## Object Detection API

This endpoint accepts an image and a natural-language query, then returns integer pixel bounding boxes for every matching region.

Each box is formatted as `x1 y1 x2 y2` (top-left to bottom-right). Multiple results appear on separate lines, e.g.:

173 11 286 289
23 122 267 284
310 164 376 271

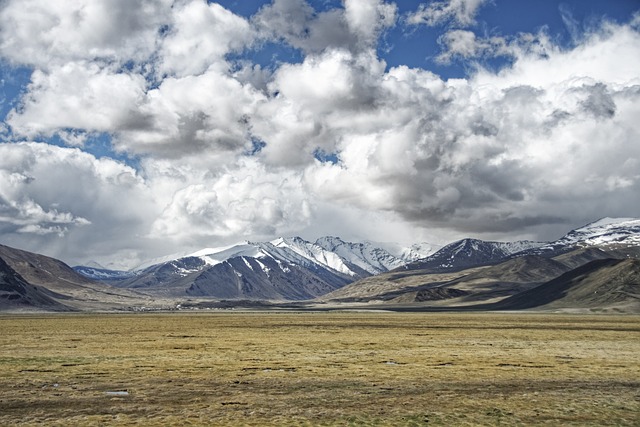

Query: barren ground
0 312 638 426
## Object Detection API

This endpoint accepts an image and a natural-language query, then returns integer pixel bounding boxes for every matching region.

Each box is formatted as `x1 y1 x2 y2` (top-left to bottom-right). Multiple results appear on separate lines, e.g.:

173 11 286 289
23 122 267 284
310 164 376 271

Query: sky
0 0 639 269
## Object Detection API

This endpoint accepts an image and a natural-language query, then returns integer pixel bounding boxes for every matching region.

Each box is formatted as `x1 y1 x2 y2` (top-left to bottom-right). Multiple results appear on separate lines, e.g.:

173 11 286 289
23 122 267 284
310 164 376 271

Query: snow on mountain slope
71 217 640 300
315 236 405 275
133 236 410 280
547 217 640 248
272 237 355 276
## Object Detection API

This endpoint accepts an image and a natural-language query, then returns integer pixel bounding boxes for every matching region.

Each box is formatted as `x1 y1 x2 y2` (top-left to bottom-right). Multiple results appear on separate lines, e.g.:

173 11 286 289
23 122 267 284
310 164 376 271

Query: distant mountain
321 254 568 305
72 266 136 282
59 217 640 310
550 217 640 248
78 237 416 300
401 238 544 272
0 244 100 291
399 217 640 274
452 254 570 285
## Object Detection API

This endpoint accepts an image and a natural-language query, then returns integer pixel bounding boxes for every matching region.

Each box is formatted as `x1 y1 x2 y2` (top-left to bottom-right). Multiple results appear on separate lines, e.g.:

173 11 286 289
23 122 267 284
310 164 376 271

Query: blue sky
0 0 639 268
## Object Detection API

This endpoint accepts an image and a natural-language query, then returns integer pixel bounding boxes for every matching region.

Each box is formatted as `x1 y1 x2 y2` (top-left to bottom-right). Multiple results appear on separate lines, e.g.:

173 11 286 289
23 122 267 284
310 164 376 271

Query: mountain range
74 236 437 300
0 217 639 312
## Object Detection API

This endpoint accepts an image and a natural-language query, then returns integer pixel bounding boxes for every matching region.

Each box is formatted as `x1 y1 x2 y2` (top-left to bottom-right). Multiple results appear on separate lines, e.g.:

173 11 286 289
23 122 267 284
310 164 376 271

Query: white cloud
150 158 312 242
344 0 397 47
293 20 640 239
7 62 147 139
159 1 255 77
115 70 265 158
407 0 488 27
436 29 509 63
0 0 172 68
254 0 396 54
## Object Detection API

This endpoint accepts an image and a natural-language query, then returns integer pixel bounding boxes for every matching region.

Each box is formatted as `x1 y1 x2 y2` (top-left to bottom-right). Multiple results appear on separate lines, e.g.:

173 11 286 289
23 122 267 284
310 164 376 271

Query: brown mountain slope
491 258 640 312
449 255 570 288
0 244 151 310
0 244 98 291
320 255 571 305
317 267 486 302
552 247 620 269
0 257 71 311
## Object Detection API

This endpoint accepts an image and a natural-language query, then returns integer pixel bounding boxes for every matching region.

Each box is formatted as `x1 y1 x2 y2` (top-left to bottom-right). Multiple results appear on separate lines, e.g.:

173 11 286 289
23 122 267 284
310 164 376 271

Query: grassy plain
0 311 638 426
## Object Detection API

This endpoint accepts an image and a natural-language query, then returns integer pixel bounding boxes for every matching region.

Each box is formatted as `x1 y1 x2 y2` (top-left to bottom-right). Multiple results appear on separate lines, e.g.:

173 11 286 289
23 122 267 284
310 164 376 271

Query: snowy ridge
547 217 640 248
496 240 546 255
405 217 640 273
90 236 416 300
315 237 406 275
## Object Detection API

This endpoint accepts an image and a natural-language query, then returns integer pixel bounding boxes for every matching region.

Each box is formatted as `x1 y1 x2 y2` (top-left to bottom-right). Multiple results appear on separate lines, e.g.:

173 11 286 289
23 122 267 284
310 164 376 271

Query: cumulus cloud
296 20 640 239
0 0 639 265
254 0 396 54
158 1 255 77
407 0 489 27
7 62 148 139
0 0 172 68
114 70 264 158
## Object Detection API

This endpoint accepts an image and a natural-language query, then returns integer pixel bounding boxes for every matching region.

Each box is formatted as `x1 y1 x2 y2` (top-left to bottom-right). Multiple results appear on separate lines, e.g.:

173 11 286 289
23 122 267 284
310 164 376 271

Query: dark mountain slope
551 247 617 269
492 258 640 311
454 255 570 285
0 257 70 311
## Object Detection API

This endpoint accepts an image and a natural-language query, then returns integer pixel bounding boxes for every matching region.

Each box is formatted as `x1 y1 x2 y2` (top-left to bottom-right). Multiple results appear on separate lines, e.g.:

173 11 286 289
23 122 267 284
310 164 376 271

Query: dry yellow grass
0 312 638 426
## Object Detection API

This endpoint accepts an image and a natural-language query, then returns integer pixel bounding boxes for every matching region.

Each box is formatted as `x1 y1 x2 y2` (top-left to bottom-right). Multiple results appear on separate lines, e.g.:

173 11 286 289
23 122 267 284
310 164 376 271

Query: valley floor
0 312 638 426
